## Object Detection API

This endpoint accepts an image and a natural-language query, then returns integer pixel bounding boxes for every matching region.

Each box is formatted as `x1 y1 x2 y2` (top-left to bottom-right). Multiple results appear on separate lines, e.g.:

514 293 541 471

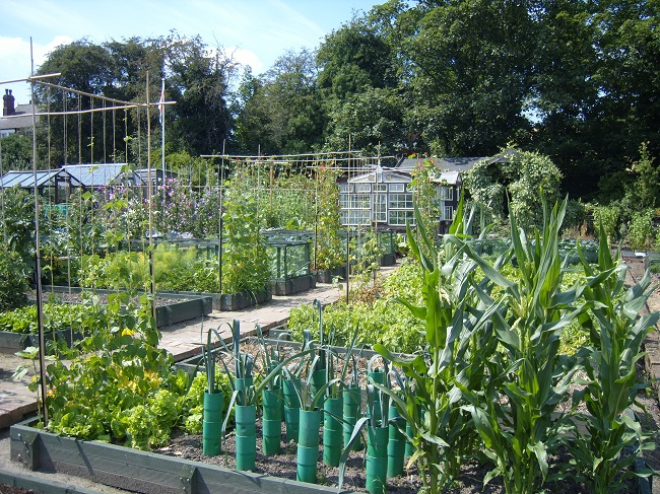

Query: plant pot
311 368 327 408
379 253 397 267
283 378 301 442
220 288 272 311
366 426 389 494
322 396 342 467
233 376 253 406
262 389 282 456
235 404 256 471
271 275 317 296
315 266 346 284
297 409 321 484
343 386 362 451
27 329 82 349
220 291 245 311
367 369 385 423
405 422 414 459
202 391 224 457
387 405 404 477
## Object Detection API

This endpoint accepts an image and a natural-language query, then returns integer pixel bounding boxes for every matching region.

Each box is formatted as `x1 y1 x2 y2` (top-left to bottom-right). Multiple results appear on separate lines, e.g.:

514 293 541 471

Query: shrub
0 249 30 312
627 209 654 251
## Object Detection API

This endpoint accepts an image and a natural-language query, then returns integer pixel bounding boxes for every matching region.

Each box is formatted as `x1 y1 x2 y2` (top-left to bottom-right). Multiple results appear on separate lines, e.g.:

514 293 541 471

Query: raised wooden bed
10 419 348 494
39 286 213 328
158 287 272 312
315 266 346 284
271 274 316 296
0 331 27 354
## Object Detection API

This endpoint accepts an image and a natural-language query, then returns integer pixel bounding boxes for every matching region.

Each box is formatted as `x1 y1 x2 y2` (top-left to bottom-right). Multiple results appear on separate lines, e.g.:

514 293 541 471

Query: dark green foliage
0 249 29 312
0 133 32 171
235 50 325 155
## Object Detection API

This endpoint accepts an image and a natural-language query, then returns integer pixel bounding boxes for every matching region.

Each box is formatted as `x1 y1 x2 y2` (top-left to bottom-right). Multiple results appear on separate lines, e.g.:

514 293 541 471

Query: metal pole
219 139 225 295
31 37 49 425
345 136 351 304
0 134 6 243
314 164 318 271
146 72 156 319
161 78 166 203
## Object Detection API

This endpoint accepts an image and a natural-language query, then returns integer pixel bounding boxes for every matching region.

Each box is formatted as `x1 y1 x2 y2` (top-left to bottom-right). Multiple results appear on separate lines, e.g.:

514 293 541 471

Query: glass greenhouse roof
0 170 62 188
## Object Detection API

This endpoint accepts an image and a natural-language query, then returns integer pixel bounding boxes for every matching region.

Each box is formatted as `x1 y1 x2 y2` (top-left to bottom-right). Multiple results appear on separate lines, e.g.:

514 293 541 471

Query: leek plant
256 324 285 455
282 330 314 441
339 367 392 494
283 355 341 484
198 324 225 456
310 299 328 403
216 320 314 471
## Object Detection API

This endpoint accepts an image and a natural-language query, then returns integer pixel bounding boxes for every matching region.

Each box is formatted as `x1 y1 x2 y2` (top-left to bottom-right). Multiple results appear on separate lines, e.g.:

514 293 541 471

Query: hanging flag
158 84 165 123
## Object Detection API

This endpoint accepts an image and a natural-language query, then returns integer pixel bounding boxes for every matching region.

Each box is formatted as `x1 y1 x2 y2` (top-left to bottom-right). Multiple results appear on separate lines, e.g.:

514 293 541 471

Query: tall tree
402 0 535 156
526 0 601 198
0 133 32 171
317 16 404 153
35 40 116 166
235 49 324 155
165 34 236 156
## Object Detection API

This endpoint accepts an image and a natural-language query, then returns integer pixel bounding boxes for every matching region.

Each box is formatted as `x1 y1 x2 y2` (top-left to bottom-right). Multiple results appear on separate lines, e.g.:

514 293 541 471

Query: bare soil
157 419 640 493
0 484 33 494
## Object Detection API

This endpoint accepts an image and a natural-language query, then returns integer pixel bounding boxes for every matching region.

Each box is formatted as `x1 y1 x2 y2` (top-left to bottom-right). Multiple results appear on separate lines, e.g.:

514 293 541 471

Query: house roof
62 163 127 187
397 156 486 173
432 170 461 185
0 103 38 132
348 164 412 184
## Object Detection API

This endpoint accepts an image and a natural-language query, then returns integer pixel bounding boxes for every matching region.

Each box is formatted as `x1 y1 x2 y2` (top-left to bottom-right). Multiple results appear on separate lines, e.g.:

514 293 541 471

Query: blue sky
0 0 383 105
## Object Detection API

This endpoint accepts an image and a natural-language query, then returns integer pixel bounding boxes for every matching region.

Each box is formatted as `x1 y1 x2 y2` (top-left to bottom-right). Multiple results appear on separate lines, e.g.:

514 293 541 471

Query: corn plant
372 196 502 493
568 225 659 493
461 197 587 494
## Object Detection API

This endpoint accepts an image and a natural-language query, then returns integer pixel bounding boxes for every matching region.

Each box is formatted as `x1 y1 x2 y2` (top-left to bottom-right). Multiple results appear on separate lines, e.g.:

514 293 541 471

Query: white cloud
0 37 31 72
228 48 263 74
35 36 74 69
0 35 72 104
268 0 326 39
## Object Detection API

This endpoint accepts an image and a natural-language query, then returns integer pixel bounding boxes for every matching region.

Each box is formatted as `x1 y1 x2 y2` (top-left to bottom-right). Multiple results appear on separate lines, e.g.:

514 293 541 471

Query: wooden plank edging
10 420 354 494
